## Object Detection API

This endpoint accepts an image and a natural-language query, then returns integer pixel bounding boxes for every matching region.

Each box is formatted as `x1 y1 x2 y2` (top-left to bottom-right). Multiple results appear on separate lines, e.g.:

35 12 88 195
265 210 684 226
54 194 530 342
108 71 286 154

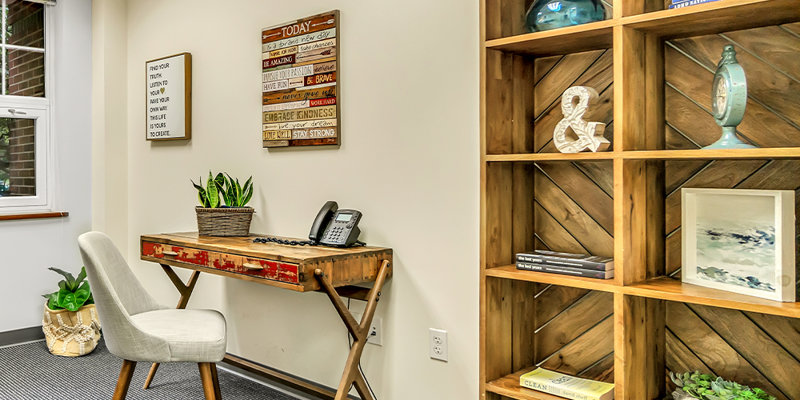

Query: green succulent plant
42 267 94 312
191 171 253 208
669 371 775 400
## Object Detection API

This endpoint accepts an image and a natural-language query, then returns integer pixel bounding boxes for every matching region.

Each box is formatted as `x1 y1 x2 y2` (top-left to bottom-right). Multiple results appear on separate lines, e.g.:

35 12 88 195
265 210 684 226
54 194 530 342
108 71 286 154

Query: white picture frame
682 188 795 302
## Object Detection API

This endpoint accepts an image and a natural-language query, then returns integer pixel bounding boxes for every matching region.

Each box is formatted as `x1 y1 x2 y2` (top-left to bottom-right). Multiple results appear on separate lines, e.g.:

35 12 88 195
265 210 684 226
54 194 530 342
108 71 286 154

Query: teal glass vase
525 0 606 32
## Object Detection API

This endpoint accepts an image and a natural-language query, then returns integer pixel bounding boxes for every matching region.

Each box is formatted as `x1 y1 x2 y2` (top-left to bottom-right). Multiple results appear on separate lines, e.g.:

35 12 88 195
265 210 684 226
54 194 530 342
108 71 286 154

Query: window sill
0 211 69 221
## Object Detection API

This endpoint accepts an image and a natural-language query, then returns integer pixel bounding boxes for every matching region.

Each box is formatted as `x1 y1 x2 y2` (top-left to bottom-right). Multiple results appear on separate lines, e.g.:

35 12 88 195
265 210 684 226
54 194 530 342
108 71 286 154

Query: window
0 0 51 212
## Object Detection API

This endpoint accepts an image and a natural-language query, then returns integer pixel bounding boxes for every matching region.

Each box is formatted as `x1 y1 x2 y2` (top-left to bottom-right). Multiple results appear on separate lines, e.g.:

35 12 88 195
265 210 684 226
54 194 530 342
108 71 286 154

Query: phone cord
252 237 318 246
253 237 368 247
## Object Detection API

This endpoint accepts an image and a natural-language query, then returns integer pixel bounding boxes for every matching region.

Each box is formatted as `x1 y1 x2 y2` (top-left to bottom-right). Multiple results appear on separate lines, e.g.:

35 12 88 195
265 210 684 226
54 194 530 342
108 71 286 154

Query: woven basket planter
196 206 254 236
42 303 101 357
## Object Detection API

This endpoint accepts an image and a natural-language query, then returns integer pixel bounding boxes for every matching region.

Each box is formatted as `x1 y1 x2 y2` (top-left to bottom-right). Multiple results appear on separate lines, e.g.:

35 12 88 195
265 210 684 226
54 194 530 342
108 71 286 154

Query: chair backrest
78 231 167 360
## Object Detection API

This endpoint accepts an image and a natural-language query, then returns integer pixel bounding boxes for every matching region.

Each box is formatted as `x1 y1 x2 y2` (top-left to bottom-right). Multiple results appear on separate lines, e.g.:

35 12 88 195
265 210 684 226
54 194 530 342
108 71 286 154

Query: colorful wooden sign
146 53 192 141
261 11 340 148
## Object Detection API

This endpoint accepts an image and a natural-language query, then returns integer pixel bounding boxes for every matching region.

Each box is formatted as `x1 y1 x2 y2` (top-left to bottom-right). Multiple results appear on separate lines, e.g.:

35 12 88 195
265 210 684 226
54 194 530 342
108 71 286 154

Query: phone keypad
326 225 346 243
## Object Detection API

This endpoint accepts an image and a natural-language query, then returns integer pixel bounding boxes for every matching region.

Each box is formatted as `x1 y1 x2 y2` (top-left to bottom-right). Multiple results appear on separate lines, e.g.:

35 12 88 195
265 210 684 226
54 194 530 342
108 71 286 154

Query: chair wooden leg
113 360 136 400
143 362 159 389
199 362 221 400
210 363 222 399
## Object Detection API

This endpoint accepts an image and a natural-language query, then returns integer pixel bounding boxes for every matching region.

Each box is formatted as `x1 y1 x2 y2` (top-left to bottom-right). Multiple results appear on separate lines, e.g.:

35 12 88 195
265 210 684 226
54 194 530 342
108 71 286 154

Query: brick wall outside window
2 1 44 196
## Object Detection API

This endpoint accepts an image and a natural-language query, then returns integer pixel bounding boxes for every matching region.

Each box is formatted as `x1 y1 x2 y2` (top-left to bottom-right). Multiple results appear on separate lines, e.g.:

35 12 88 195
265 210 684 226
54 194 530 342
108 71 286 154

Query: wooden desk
140 232 393 400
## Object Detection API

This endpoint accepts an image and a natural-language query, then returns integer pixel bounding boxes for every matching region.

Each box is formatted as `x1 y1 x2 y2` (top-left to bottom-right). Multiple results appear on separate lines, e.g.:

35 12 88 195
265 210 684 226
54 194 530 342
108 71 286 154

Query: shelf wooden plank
485 265 620 292
621 0 800 39
623 147 800 160
486 368 572 400
484 152 616 162
625 277 800 318
485 20 614 56
0 211 69 221
485 148 800 162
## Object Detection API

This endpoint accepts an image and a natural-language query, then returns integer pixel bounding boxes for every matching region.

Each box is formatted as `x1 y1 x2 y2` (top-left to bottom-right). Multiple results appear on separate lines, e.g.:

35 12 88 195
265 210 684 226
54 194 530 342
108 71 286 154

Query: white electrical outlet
353 313 383 346
429 328 448 362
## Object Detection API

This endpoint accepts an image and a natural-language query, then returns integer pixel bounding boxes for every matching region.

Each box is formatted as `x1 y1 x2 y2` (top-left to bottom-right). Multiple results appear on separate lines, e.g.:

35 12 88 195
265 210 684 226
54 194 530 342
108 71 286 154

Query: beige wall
95 0 479 398
92 0 128 253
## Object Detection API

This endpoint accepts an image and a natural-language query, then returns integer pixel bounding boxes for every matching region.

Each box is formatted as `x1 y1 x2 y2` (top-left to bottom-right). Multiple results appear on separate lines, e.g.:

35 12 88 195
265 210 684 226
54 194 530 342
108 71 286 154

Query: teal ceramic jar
525 0 606 32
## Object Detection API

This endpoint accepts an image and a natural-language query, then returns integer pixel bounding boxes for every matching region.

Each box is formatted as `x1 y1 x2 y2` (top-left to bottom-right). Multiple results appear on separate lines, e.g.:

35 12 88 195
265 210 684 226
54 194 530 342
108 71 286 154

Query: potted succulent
192 171 254 236
41 267 101 357
669 371 776 400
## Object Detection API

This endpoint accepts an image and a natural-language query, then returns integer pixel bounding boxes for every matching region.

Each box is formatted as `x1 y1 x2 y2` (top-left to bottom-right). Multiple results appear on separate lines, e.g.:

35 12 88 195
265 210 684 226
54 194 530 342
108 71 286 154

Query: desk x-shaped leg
143 265 202 390
315 260 391 400
145 260 391 400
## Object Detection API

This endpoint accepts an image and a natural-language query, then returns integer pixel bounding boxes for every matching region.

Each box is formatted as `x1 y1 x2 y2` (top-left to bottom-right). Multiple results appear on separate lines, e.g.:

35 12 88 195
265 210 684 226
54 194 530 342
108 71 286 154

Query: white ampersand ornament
553 86 610 153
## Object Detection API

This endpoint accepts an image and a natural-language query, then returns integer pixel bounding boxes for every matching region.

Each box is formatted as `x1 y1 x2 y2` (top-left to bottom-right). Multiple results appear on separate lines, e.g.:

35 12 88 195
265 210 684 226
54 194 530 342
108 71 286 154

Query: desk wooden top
141 232 392 292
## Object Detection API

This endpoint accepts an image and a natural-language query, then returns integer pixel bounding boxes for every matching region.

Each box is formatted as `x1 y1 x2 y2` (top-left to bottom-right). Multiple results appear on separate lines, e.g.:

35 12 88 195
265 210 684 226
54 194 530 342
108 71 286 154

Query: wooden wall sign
261 11 340 148
146 53 192 141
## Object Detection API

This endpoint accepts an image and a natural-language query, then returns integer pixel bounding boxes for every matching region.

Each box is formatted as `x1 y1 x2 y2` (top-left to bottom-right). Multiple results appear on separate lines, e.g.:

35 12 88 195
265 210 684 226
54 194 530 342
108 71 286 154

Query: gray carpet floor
0 340 299 399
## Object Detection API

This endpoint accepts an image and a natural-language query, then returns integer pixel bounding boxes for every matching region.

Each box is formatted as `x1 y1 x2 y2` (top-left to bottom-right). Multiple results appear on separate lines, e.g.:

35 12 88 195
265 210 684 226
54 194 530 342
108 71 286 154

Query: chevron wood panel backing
525 51 615 383
663 23 800 399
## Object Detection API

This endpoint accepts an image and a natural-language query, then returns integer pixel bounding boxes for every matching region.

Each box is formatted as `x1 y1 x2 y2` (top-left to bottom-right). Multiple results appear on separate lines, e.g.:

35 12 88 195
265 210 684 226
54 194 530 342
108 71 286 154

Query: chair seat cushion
130 309 227 362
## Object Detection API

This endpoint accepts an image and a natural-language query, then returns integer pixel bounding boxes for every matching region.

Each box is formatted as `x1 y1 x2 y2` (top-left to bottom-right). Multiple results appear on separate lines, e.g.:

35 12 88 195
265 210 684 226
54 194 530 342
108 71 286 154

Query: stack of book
516 250 614 279
520 368 614 400
668 0 720 9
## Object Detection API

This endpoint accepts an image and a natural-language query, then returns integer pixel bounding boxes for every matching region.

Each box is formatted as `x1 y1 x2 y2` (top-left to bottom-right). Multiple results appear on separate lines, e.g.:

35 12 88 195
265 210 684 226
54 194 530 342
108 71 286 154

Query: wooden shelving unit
480 0 800 399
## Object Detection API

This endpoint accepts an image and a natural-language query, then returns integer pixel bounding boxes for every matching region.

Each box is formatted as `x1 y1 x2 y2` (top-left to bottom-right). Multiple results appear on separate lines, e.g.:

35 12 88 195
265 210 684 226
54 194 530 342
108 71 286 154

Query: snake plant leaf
242 184 253 206
241 177 253 206
220 173 230 206
206 171 219 208
214 173 225 188
243 176 252 197
234 178 242 205
214 179 229 206
192 178 209 207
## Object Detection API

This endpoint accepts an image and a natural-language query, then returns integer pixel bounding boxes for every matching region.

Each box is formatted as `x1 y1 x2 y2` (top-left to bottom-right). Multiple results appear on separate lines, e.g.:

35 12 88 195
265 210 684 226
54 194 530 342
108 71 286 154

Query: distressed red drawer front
142 241 300 284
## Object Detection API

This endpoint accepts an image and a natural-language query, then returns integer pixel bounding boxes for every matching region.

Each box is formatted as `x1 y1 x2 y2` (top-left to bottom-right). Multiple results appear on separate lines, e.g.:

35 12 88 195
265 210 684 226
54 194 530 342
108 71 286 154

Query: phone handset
309 201 338 242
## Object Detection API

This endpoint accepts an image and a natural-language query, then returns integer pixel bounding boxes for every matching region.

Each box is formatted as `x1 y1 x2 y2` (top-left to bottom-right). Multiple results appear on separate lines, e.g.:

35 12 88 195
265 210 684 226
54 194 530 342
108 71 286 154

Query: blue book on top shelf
669 0 720 8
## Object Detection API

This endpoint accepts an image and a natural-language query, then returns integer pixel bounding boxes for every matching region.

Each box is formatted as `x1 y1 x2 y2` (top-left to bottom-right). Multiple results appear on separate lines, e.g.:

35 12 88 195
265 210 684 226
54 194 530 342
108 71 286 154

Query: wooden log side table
140 232 393 400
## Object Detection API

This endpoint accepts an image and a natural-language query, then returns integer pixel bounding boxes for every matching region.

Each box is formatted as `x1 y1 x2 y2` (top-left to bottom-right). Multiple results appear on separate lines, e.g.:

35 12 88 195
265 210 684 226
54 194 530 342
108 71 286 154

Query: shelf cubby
483 0 614 42
483 278 615 400
482 0 800 399
483 47 614 157
663 300 800 399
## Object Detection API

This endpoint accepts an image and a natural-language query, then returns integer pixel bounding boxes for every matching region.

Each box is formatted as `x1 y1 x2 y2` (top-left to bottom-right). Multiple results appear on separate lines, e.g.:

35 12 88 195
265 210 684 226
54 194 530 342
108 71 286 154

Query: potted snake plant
41 267 101 357
192 171 254 236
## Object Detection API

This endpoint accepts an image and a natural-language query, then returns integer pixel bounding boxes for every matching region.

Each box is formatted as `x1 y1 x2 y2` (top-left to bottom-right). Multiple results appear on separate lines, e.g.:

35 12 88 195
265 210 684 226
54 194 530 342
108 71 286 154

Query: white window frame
0 0 54 214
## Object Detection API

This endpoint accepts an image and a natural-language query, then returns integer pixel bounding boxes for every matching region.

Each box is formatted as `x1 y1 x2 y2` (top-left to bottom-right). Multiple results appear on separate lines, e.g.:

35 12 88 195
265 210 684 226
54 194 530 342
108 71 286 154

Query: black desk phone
309 201 363 247
253 201 364 248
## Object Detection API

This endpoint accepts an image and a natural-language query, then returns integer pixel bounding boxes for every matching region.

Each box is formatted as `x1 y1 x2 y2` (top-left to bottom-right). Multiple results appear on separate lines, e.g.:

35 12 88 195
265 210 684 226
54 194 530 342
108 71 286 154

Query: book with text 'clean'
520 368 614 400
